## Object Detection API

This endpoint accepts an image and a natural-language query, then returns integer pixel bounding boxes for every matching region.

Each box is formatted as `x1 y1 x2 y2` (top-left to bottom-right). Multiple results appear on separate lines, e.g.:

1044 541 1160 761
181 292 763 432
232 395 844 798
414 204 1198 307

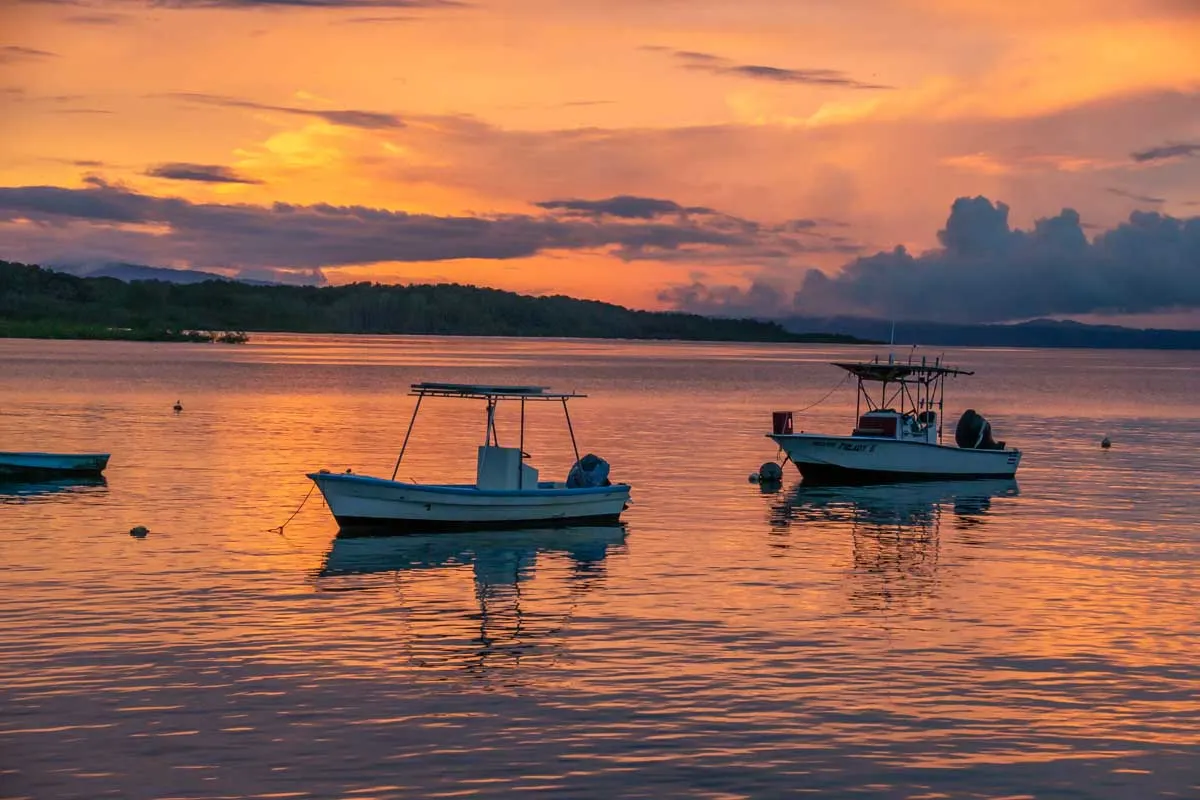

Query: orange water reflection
1 336 1197 798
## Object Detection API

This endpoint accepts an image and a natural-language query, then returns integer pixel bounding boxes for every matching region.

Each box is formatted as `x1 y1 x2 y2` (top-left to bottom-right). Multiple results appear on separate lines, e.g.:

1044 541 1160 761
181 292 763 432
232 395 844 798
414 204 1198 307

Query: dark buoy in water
173 400 182 413
1101 435 1112 449
129 525 149 538
758 461 784 483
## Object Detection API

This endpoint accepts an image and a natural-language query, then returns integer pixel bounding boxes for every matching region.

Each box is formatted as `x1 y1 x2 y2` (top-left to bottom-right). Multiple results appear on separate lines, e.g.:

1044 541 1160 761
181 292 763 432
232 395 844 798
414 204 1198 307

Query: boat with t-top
308 382 631 532
768 355 1021 483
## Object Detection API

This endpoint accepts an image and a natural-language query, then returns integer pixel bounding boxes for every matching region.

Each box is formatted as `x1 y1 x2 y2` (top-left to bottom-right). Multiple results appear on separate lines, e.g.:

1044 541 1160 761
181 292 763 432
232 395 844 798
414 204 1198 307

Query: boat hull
0 451 110 480
769 434 1020 484
307 472 631 533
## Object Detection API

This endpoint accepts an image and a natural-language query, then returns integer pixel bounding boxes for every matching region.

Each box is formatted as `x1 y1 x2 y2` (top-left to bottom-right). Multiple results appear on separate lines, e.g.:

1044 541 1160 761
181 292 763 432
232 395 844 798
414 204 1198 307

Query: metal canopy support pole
937 375 946 444
486 397 499 445
391 392 424 480
518 397 525 489
562 398 581 465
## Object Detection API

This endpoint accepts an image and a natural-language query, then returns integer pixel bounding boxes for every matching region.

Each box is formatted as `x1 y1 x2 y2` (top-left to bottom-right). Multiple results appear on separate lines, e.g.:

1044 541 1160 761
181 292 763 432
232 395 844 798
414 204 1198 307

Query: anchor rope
269 482 316 534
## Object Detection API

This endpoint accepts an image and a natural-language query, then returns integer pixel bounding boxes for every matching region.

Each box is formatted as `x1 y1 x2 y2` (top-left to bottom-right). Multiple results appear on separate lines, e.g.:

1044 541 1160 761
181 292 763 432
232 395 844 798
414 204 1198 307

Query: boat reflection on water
316 525 629 673
768 479 1019 613
0 476 108 503
771 479 1019 530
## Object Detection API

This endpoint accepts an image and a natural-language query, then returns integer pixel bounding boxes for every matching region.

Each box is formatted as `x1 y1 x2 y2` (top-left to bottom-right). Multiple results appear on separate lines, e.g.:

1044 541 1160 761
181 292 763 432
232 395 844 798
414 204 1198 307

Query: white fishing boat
0 451 110 481
308 382 631 532
768 356 1021 483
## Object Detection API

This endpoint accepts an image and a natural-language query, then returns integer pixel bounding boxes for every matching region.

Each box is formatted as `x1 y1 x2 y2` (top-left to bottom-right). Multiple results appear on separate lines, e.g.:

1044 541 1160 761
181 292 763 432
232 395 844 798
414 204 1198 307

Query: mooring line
270 482 316 534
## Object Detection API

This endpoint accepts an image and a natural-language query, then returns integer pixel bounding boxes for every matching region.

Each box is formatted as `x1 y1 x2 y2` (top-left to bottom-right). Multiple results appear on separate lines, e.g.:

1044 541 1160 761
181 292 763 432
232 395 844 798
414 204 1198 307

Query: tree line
0 260 867 344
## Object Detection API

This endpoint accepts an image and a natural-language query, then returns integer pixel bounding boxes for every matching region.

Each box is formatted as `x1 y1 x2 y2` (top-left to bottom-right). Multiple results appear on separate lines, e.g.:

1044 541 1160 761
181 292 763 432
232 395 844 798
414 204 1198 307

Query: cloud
166 92 404 129
24 0 467 7
146 162 263 184
1106 187 1165 205
663 196 1200 323
0 46 58 64
63 12 128 23
152 0 461 7
0 182 837 270
658 279 790 318
649 47 892 90
1131 141 1200 162
535 195 713 219
232 266 328 286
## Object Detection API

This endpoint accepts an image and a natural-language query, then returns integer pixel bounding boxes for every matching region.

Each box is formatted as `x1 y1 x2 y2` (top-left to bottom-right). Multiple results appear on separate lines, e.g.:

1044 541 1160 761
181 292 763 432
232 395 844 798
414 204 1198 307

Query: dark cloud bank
0 181 833 270
661 197 1200 324
2 181 1196 324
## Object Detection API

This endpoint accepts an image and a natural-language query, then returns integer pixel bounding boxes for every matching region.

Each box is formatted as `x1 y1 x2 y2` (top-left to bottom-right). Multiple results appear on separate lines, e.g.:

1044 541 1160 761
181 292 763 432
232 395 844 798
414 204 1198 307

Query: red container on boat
772 411 793 435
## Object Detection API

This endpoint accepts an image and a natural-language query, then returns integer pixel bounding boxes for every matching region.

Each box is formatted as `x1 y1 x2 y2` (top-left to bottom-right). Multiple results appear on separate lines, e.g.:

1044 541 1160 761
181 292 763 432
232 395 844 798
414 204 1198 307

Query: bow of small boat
0 451 111 480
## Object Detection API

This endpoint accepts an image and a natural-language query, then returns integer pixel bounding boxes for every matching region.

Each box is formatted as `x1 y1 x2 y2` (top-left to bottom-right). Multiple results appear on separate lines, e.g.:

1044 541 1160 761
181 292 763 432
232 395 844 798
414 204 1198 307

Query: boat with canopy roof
768 355 1021 483
308 382 631 532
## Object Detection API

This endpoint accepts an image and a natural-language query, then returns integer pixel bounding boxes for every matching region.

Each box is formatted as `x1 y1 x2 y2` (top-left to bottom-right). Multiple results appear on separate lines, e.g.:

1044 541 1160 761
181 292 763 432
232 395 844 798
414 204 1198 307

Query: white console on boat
476 445 539 490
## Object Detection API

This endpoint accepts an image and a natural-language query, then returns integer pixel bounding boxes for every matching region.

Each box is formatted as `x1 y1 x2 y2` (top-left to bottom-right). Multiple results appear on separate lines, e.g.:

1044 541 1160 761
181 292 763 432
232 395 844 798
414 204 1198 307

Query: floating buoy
748 472 759 483
758 461 784 483
1101 435 1112 449
129 525 149 538
173 400 182 413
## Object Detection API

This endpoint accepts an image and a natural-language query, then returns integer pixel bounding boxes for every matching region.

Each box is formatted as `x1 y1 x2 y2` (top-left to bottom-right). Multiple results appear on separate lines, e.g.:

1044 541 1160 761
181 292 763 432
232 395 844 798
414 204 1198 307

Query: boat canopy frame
391 383 586 482
832 356 973 444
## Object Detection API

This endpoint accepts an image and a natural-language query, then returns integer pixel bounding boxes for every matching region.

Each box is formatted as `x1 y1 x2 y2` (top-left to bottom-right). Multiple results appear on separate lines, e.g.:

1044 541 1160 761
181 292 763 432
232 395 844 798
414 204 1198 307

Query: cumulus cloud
658 279 790 318
646 47 892 90
0 181 843 270
166 92 404 129
663 196 1200 323
146 162 263 184
1131 141 1200 162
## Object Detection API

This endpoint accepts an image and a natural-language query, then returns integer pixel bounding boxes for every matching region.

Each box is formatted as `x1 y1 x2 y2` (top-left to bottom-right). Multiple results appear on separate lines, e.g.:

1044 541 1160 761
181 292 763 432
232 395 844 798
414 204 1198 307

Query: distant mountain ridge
777 315 1200 350
53 262 278 286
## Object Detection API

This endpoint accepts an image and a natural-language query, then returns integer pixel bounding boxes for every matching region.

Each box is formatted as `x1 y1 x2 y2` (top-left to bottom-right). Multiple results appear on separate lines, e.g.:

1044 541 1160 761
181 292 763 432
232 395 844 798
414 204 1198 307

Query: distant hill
54 262 278 286
777 315 1200 350
0 260 869 344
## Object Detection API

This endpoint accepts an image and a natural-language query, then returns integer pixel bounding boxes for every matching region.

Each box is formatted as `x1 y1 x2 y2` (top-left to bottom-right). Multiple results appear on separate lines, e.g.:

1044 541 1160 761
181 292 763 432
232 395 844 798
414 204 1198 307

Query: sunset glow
2 0 1198 321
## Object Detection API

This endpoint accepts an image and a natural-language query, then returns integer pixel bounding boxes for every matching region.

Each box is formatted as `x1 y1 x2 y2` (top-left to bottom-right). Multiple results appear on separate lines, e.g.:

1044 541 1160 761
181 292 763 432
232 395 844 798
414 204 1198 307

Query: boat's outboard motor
954 409 1006 450
567 453 612 488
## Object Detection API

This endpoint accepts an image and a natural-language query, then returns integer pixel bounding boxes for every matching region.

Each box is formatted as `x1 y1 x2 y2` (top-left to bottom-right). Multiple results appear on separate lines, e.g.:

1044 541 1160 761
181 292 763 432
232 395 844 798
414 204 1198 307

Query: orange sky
1 0 1198 320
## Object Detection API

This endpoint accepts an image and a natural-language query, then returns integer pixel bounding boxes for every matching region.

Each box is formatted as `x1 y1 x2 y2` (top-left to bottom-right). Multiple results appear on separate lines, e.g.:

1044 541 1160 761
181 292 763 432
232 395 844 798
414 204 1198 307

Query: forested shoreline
0 260 869 344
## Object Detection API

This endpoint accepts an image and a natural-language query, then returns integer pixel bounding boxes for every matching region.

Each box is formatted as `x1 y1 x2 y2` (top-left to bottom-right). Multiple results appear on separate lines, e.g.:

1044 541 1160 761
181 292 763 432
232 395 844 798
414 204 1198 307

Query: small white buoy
173 400 182 413
1101 435 1112 449
129 525 149 538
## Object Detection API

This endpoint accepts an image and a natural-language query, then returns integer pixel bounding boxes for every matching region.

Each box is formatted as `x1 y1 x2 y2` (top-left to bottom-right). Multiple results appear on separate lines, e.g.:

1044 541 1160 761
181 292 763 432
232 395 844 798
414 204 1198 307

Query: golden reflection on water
0 336 1198 799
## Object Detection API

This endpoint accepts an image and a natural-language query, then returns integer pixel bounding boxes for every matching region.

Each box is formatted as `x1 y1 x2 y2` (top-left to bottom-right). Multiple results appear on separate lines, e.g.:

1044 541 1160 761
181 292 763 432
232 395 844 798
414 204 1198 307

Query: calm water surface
1 335 1197 799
